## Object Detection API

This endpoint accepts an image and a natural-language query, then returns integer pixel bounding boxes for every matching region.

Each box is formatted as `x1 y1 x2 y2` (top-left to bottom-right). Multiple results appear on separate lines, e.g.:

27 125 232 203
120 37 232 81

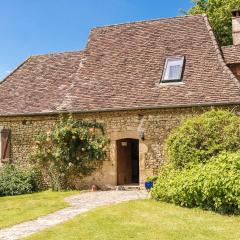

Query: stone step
115 185 140 191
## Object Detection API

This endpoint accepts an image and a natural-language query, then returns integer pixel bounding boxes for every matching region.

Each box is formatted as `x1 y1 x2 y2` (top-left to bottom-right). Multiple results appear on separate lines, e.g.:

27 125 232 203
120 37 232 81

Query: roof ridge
91 14 205 31
30 49 84 58
202 15 240 90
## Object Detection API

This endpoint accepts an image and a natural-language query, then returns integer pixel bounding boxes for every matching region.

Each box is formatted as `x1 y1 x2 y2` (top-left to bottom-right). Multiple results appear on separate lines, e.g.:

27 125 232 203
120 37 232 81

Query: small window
161 57 185 83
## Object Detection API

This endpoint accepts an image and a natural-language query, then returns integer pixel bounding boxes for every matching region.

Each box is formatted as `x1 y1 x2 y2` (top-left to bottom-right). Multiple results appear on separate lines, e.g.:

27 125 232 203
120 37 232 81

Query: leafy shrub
151 152 240 214
0 164 43 196
30 115 109 190
146 176 158 182
166 110 240 169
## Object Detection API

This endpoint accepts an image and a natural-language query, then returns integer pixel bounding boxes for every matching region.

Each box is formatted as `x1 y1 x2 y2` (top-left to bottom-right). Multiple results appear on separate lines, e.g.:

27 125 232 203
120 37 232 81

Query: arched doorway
117 138 139 185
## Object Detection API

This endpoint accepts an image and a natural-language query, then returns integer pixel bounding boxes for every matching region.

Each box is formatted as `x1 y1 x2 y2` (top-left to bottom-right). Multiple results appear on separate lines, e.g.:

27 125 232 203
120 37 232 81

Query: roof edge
0 101 240 117
0 50 85 85
221 45 240 64
202 15 240 90
0 57 30 85
30 49 84 58
91 14 205 31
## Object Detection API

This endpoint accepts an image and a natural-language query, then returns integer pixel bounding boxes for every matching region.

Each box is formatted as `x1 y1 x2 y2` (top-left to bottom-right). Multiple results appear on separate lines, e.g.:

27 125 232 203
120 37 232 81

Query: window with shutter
0 128 11 162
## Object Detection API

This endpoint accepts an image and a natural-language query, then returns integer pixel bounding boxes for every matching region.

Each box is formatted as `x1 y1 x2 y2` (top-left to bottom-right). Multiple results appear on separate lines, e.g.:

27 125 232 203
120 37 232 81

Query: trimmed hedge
152 110 240 214
151 152 240 214
166 110 240 169
0 164 43 196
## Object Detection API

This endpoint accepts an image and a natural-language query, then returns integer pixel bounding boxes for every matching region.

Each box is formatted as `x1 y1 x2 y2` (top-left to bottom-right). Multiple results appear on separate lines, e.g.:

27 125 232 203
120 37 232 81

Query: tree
188 0 240 46
30 115 109 190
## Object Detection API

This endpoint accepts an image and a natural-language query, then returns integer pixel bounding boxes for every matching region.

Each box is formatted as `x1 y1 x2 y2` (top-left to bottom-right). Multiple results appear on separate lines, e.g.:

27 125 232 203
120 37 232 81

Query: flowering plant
30 115 108 190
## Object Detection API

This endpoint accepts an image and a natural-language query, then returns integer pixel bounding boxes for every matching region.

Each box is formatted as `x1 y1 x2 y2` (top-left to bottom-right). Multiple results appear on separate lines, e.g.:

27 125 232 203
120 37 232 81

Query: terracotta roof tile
0 14 240 116
222 45 240 64
60 14 240 112
0 51 84 115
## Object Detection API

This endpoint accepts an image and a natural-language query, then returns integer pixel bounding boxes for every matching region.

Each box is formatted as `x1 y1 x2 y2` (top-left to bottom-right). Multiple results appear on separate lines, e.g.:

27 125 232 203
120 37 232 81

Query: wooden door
117 139 132 185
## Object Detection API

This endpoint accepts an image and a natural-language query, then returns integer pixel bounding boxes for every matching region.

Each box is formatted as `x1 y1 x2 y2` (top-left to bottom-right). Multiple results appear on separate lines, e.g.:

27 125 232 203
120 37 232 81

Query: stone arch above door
110 130 139 141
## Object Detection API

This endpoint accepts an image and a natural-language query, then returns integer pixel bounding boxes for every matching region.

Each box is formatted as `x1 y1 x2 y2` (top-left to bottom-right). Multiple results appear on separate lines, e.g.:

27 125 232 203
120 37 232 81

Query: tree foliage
30 115 109 190
188 0 240 46
166 110 240 169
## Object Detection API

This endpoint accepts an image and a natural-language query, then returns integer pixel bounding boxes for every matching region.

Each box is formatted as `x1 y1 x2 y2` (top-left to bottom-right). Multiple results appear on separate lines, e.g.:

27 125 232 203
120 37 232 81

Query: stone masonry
0 105 239 188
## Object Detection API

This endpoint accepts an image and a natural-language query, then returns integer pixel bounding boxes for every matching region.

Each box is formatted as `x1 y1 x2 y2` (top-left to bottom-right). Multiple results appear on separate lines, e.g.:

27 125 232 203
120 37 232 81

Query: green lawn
0 190 78 229
24 199 240 240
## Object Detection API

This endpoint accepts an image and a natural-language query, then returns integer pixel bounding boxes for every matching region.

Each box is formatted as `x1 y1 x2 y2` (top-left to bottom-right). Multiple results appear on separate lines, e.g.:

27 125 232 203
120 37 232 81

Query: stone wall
0 116 56 166
0 105 238 188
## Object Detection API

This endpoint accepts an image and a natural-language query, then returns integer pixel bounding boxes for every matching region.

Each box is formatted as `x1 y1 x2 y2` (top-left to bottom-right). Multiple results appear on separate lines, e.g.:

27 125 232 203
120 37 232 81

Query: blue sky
0 0 193 80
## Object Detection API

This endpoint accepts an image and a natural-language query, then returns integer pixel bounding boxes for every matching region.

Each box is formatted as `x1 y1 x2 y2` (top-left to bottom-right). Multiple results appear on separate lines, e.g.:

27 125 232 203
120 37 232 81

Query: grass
0 190 79 229
24 199 240 240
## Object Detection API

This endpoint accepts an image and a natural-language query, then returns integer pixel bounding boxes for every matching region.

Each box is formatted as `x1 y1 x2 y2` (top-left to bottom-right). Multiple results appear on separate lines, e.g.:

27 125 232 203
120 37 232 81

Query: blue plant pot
145 181 153 190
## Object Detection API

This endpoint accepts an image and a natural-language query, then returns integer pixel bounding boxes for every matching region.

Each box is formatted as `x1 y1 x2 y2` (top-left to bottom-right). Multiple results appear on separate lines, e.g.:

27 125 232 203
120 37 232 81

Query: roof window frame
161 56 185 83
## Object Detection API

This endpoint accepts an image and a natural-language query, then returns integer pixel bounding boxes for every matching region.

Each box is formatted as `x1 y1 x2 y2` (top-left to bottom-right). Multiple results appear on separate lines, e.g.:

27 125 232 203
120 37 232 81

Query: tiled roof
0 51 84 115
222 45 240 64
0 14 240 116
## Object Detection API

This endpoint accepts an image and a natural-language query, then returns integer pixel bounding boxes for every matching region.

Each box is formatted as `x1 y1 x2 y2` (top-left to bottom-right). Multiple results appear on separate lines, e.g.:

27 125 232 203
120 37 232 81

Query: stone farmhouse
1 12 240 188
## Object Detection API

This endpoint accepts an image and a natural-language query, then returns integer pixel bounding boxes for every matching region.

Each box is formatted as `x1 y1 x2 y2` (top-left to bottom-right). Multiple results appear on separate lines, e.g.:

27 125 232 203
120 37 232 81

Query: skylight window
161 57 185 82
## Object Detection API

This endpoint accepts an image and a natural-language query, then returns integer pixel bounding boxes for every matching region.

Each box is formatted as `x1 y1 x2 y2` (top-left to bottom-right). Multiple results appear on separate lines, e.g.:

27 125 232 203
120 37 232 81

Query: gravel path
0 190 148 240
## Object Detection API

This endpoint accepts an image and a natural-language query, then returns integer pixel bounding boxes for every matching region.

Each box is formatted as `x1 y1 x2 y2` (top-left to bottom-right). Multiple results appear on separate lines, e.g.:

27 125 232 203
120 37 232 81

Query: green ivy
30 115 109 190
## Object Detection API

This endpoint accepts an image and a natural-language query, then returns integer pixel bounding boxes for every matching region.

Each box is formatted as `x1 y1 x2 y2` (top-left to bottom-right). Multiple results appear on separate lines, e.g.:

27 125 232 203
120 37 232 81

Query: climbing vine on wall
30 115 109 190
